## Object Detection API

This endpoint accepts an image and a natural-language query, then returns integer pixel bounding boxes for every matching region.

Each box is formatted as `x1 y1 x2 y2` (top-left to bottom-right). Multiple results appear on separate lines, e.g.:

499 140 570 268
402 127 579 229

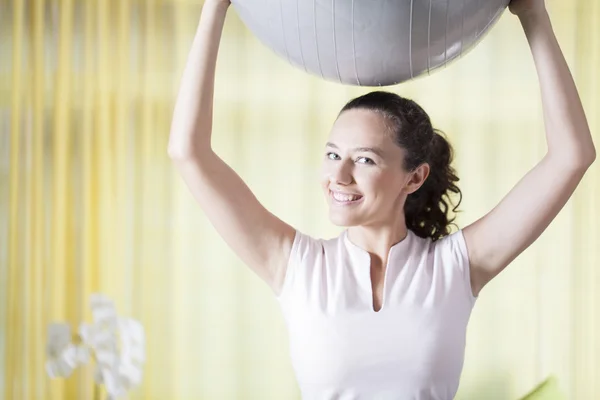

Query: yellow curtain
1 0 599 399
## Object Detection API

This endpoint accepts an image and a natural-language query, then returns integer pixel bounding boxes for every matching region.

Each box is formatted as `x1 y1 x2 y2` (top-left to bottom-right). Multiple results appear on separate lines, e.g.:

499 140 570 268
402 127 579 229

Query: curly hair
340 91 462 241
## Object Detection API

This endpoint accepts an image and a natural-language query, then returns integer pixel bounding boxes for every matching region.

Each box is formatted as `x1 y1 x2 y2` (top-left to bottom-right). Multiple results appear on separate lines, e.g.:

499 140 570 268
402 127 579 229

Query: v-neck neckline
342 230 413 313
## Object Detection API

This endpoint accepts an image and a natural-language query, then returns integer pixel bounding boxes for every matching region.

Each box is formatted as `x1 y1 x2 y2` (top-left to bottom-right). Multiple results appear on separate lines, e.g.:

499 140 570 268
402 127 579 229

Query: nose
330 160 354 186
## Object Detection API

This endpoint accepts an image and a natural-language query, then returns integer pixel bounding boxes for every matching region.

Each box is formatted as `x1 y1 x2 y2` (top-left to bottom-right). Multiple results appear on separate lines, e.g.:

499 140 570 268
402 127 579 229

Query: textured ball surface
231 0 510 86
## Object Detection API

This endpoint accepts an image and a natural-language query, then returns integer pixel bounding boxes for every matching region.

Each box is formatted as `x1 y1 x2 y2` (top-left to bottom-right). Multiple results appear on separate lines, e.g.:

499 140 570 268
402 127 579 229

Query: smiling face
321 108 427 227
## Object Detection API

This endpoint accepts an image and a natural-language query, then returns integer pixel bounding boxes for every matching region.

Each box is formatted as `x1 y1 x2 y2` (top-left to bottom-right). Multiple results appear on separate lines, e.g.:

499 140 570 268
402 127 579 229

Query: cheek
320 179 329 194
361 171 404 199
320 164 330 187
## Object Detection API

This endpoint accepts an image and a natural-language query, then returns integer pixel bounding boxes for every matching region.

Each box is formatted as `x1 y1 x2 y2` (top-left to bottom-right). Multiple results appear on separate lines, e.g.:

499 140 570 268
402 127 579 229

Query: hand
508 0 546 18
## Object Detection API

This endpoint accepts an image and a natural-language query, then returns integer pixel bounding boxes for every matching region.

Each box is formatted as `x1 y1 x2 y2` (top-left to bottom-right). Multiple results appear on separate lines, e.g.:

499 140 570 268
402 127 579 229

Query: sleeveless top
275 229 477 400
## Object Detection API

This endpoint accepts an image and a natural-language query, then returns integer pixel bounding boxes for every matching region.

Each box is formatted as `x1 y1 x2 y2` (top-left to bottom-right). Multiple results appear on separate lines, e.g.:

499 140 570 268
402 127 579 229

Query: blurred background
1 0 599 399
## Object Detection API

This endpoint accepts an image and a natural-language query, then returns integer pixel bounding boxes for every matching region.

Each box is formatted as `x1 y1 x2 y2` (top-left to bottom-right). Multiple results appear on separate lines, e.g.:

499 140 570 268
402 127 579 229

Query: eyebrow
326 142 385 158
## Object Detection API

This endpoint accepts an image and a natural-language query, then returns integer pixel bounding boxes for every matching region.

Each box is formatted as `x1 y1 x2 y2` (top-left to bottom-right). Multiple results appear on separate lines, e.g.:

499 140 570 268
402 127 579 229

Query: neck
346 218 409 263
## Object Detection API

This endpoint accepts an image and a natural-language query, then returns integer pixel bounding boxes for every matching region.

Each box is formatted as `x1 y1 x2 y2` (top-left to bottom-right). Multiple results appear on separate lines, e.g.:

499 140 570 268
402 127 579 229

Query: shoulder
404 229 467 256
432 230 469 261
289 230 326 261
275 230 343 299
407 229 475 299
433 229 477 300
415 230 470 274
289 230 347 258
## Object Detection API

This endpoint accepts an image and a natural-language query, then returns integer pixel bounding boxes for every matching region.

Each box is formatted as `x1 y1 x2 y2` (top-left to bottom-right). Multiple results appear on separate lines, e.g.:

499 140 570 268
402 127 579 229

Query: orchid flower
45 323 90 378
45 294 146 400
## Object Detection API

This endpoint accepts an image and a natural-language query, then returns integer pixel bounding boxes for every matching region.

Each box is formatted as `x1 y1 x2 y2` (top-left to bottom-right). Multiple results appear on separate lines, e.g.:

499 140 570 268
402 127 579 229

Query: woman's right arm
167 0 296 296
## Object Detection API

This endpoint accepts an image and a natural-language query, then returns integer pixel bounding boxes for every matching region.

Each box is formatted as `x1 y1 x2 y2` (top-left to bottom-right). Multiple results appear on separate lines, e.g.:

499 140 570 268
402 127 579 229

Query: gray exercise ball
231 0 510 86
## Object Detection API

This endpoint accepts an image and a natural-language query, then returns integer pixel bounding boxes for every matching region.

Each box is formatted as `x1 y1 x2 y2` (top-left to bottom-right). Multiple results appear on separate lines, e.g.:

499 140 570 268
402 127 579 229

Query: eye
326 152 340 160
356 157 375 165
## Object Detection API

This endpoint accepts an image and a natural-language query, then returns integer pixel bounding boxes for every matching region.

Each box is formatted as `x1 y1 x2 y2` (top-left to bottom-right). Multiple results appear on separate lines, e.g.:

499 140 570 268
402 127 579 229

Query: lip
329 189 364 206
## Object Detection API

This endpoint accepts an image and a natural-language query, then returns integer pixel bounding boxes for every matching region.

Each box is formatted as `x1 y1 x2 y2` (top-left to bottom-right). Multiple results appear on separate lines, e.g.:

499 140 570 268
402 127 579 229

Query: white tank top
275 229 477 400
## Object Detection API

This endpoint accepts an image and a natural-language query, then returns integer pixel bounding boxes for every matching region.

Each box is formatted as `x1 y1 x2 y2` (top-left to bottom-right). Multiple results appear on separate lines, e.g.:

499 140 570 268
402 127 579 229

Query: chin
328 210 361 227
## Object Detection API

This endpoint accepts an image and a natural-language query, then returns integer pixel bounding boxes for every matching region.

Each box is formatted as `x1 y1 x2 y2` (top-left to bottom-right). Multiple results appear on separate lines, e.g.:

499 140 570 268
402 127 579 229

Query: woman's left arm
463 0 596 297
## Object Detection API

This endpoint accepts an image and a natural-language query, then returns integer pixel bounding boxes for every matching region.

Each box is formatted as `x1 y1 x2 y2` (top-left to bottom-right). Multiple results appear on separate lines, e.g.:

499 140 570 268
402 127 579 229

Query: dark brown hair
340 91 461 241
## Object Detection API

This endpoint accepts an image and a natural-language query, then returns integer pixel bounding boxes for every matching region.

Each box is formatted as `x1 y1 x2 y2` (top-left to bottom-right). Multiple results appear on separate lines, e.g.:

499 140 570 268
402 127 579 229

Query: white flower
89 294 118 325
46 323 71 358
46 294 146 400
81 295 146 399
45 323 89 378
116 319 145 387
99 366 129 399
90 318 145 397
119 319 145 363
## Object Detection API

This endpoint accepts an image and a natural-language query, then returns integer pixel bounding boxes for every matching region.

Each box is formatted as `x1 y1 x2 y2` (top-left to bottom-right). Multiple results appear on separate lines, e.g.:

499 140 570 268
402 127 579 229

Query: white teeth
332 192 361 202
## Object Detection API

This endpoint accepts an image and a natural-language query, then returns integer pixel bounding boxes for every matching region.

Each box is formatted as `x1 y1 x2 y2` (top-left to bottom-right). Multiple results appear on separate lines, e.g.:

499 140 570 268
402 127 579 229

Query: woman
168 0 595 398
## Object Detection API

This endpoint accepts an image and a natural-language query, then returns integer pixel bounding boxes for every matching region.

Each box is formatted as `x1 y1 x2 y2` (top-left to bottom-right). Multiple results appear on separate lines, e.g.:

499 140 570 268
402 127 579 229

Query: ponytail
404 130 461 241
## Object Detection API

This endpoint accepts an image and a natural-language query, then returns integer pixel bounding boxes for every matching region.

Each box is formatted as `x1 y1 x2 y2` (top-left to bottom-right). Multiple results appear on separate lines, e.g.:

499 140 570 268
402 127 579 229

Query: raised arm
463 0 596 296
167 0 295 296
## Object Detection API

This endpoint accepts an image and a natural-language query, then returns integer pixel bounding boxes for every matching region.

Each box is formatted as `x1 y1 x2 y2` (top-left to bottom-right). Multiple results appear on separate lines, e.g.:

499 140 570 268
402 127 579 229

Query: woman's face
321 109 419 227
